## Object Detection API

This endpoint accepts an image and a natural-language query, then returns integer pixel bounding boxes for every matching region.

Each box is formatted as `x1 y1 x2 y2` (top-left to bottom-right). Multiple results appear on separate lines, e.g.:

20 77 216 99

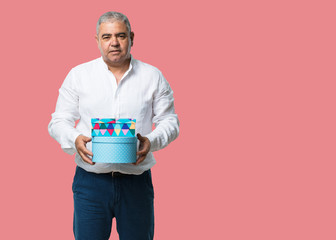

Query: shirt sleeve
48 69 82 155
145 72 180 152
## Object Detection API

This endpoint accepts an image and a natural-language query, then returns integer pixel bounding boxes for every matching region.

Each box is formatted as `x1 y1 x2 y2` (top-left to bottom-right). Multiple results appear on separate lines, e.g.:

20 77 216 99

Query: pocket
146 170 154 198
72 166 83 193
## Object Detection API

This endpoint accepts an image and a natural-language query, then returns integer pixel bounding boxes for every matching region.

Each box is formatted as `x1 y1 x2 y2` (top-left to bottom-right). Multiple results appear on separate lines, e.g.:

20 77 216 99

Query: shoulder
70 57 102 74
63 57 102 87
132 58 163 78
133 58 172 92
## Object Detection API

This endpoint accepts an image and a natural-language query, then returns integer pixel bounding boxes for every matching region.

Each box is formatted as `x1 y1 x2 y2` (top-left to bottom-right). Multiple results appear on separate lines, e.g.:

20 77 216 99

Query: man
48 11 179 240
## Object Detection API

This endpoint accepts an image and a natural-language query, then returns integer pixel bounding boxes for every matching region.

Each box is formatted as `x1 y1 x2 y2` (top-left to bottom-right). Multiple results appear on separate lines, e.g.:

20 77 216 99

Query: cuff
144 132 157 153
61 130 82 155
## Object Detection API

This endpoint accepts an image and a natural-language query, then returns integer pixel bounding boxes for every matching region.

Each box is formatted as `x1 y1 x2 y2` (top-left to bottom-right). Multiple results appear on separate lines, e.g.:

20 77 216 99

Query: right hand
75 135 94 165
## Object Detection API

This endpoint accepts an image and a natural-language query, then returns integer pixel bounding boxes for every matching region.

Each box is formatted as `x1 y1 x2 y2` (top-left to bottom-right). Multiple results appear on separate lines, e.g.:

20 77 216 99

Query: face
96 21 134 67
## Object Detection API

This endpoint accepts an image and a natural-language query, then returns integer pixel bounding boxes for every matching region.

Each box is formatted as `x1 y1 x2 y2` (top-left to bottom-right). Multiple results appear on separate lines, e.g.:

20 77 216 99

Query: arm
48 69 81 154
145 73 180 152
48 69 94 164
47 69 97 165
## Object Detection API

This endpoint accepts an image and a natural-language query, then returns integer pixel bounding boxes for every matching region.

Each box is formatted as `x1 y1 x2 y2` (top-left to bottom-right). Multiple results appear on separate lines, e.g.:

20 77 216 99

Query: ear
130 32 134 47
95 35 99 44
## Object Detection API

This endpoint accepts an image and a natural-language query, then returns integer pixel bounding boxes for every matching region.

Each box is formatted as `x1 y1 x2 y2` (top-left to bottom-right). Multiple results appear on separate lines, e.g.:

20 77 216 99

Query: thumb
137 133 145 141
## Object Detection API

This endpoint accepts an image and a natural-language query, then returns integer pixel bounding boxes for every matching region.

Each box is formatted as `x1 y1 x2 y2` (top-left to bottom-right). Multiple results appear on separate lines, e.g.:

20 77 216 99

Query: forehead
98 21 128 35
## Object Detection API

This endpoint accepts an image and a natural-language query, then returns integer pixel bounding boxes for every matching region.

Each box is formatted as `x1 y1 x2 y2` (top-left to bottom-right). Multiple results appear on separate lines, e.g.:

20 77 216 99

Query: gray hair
96 11 132 35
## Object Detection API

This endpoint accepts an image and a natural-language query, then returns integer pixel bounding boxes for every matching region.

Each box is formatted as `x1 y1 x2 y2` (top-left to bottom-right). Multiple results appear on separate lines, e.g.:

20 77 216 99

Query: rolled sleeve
145 73 180 152
48 69 82 155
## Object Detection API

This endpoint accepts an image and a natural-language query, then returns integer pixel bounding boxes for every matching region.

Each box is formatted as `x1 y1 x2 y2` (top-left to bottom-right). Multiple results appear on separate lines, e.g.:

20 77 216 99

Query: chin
107 57 121 63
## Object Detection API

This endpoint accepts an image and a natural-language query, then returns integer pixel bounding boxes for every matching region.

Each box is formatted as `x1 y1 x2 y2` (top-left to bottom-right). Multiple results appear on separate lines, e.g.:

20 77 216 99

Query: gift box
92 137 137 163
91 118 136 137
91 118 137 163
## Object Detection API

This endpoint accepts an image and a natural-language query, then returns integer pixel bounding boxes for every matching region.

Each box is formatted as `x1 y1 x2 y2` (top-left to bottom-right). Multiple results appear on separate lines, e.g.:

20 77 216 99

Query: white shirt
48 56 179 174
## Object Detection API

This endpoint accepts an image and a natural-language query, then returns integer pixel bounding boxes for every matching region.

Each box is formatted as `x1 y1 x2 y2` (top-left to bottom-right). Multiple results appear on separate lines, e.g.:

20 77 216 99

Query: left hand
134 133 151 165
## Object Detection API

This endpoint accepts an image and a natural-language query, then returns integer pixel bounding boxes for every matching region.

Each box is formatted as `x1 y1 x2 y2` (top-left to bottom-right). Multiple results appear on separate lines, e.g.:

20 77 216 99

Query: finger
82 147 93 157
137 133 145 141
78 150 95 165
79 147 94 163
133 155 146 165
137 142 150 154
78 144 94 157
137 149 148 155
83 136 92 143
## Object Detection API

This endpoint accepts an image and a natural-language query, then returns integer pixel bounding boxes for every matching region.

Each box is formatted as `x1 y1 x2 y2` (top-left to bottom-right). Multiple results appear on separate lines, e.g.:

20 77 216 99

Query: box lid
91 118 136 137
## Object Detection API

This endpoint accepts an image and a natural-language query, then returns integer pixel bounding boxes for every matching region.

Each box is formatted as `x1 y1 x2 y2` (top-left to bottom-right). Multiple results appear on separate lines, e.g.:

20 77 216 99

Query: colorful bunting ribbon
91 118 136 137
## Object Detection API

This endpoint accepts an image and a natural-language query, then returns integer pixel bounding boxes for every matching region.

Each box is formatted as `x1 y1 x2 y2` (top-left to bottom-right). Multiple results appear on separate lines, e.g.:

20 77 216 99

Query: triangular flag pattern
122 129 129 135
94 129 100 136
115 129 121 136
130 129 135 136
91 118 136 137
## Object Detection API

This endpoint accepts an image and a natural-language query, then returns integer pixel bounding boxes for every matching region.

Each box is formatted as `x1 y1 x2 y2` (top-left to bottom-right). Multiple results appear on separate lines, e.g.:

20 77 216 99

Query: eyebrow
101 32 127 38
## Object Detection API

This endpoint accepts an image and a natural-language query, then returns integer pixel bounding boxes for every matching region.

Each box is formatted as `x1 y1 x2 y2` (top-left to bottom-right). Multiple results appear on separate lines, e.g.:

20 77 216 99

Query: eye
118 34 126 39
102 35 111 40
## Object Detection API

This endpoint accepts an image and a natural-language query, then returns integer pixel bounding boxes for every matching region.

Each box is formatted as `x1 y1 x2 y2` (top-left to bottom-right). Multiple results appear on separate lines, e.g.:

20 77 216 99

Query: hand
134 133 151 165
75 135 94 165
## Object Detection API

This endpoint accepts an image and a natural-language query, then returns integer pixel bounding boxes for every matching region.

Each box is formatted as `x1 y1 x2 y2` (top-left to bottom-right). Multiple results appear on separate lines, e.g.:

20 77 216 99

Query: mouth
109 50 121 54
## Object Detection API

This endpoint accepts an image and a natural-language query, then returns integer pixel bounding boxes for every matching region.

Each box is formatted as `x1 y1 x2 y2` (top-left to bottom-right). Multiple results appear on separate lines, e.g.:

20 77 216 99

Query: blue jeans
72 166 154 240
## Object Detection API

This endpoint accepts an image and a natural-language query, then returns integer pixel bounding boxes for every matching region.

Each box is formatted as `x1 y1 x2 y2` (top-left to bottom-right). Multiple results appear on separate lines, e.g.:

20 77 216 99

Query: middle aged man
48 11 179 240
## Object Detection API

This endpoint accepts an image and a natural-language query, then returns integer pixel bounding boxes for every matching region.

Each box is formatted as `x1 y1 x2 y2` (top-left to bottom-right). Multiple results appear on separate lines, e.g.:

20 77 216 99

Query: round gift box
92 137 137 163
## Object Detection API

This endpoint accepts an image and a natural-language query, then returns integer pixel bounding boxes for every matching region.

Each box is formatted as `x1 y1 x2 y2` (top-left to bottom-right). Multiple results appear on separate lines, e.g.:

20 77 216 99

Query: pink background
1 0 335 239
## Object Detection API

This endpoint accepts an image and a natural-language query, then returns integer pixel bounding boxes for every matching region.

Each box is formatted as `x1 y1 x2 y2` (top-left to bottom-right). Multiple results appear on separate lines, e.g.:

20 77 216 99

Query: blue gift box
91 118 136 137
92 137 137 163
91 118 137 163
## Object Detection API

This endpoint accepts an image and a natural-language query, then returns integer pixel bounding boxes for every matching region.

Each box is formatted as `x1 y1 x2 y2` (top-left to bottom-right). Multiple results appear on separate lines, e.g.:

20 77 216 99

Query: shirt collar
100 55 134 73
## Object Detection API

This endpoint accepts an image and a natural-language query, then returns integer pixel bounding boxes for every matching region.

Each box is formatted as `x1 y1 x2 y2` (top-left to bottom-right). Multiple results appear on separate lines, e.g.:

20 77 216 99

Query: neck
105 57 131 74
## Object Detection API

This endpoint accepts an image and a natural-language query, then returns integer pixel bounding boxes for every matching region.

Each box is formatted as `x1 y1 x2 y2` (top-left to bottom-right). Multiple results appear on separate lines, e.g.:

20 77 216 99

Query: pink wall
1 0 335 239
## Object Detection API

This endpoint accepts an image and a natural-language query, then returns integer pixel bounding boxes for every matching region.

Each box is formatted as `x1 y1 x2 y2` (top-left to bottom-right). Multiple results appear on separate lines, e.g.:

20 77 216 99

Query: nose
111 36 120 47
